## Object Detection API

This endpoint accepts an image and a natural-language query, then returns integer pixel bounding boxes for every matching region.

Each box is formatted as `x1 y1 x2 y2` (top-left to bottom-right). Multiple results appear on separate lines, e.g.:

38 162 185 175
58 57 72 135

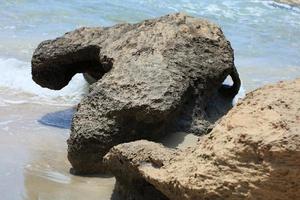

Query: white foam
0 57 89 105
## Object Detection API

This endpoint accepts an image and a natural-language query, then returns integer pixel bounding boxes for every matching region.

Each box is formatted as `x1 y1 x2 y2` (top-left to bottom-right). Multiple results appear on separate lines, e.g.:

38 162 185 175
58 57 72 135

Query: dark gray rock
31 13 240 174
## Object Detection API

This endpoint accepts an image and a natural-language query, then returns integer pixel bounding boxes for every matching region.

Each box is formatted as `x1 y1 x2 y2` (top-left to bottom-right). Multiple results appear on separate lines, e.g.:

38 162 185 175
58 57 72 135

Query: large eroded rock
105 79 300 200
31 13 240 174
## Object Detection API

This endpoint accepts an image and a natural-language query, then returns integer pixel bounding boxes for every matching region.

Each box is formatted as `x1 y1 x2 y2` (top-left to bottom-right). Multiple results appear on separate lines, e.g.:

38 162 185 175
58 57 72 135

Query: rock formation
31 13 240 174
105 78 300 200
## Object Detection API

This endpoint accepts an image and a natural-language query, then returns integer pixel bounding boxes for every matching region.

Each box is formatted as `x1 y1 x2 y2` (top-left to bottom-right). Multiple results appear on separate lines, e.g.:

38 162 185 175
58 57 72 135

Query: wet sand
0 95 115 200
0 90 198 200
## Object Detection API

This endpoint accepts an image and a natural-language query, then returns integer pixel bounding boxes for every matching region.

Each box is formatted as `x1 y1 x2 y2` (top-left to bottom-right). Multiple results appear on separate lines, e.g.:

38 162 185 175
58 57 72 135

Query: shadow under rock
110 180 168 200
38 107 76 129
164 83 235 148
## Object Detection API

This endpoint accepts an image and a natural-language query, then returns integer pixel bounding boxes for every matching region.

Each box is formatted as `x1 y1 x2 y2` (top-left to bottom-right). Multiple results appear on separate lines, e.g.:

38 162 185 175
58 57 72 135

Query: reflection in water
23 135 115 200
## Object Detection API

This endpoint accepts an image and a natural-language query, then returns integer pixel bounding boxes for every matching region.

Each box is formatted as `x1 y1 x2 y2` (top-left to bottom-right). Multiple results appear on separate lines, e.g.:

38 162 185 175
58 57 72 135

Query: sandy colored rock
275 0 300 6
105 78 300 200
31 13 240 174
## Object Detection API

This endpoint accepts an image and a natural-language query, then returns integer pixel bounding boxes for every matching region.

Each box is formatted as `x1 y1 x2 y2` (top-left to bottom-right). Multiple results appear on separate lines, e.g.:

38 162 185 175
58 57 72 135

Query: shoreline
1 67 299 199
0 99 115 200
1 1 300 199
0 91 202 200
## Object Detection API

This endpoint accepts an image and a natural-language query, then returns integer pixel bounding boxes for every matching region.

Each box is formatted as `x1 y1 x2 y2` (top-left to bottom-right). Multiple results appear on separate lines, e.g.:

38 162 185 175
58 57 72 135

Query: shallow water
1 0 300 93
0 90 199 200
0 93 115 200
0 0 300 199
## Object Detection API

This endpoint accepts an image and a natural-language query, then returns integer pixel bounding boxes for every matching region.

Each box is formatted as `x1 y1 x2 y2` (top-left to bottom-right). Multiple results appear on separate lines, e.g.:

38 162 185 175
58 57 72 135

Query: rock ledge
105 78 300 200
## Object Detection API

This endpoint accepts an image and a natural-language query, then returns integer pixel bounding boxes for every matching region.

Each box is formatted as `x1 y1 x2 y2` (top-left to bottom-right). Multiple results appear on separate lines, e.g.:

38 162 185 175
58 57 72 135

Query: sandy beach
0 91 115 200
1 0 300 199
0 89 200 199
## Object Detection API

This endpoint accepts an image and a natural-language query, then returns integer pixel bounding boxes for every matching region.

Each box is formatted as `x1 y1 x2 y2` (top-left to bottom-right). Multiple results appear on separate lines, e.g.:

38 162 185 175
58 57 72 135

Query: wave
0 57 89 105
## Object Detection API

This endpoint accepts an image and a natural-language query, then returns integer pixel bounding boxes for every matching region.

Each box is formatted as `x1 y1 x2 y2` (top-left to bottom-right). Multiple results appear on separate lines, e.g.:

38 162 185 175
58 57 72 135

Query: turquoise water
0 0 300 99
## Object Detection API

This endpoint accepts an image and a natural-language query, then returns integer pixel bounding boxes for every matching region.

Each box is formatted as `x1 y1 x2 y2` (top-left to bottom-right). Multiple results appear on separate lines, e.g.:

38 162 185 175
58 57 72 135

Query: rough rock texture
31 13 240 174
105 79 300 200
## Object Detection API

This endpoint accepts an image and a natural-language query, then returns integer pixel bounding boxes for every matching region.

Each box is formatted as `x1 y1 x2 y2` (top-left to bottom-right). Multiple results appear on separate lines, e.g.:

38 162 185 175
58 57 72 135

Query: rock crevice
105 79 300 200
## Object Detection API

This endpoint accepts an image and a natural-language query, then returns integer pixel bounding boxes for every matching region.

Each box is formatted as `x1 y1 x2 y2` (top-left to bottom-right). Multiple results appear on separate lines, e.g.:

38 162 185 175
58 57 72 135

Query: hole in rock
220 74 245 105
218 70 241 98
32 45 113 90
222 75 234 87
81 55 114 85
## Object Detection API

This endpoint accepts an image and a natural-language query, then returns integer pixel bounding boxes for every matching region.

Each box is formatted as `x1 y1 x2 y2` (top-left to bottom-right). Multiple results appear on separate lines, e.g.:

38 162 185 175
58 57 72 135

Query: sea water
0 1 299 199
1 0 300 101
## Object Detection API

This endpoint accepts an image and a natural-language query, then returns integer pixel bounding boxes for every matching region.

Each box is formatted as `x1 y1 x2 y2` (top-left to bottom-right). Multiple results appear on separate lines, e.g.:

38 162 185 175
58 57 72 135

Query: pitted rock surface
105 79 300 200
31 13 240 174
